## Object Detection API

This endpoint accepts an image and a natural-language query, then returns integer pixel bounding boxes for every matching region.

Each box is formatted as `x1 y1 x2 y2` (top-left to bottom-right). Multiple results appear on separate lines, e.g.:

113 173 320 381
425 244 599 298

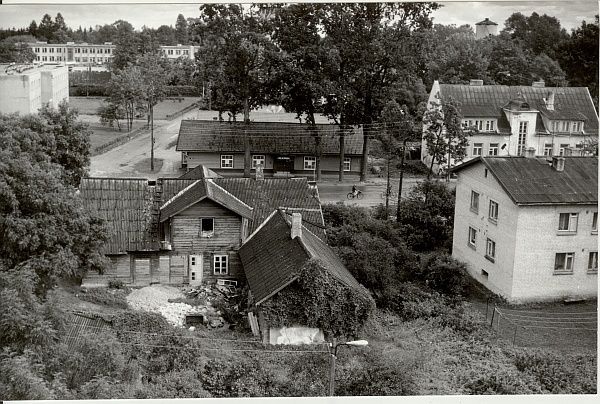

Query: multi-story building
422 80 599 173
0 62 69 114
26 42 199 65
451 155 597 303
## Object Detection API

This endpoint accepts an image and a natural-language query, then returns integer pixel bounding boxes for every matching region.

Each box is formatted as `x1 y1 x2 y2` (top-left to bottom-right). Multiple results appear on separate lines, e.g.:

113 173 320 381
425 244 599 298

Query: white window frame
343 157 351 172
485 120 495 132
517 121 527 156
559 144 570 156
489 200 499 222
252 155 265 169
558 212 578 233
200 217 214 238
543 143 553 156
470 191 479 213
488 143 499 156
554 252 574 273
472 143 483 156
214 254 228 275
588 252 598 272
486 238 496 261
468 227 477 248
592 212 598 233
220 154 233 168
304 156 316 170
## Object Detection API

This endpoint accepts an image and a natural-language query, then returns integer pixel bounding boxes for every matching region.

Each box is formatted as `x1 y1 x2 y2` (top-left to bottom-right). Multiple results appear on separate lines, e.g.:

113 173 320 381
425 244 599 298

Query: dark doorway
275 156 294 173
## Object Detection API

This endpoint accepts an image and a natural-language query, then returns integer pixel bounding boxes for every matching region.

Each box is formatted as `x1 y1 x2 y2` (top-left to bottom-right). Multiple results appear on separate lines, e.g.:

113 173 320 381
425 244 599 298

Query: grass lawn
87 122 146 151
70 96 201 119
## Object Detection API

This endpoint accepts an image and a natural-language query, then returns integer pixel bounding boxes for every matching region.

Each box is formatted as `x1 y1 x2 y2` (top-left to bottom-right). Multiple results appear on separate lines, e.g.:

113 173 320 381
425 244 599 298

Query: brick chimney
552 156 565 172
291 212 302 239
546 91 555 111
255 163 264 181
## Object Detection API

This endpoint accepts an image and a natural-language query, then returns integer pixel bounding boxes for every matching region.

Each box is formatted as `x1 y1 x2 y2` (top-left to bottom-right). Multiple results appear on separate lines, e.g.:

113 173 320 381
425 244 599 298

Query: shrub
416 253 470 298
108 280 125 289
139 370 211 398
78 288 129 309
201 358 280 397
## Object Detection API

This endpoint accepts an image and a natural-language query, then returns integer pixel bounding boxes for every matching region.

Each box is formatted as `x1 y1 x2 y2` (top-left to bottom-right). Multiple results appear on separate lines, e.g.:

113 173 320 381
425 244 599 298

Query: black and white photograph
0 0 598 401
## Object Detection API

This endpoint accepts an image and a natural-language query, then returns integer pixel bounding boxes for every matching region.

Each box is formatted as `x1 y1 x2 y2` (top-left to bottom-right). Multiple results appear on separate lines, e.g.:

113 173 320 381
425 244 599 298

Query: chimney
255 163 264 181
552 156 565 172
470 79 484 86
525 147 536 158
546 91 555 111
532 80 545 88
291 212 302 239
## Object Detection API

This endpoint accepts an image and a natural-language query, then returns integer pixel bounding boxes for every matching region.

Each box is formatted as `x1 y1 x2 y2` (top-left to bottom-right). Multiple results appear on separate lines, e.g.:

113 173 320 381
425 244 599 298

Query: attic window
520 102 530 110
200 218 214 237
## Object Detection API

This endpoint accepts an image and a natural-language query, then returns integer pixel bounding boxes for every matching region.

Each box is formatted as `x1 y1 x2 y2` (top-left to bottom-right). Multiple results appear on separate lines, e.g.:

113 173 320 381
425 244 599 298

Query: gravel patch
126 285 197 327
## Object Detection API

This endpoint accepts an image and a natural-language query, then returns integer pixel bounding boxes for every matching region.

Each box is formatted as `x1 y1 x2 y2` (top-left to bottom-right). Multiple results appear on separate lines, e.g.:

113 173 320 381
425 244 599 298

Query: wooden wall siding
169 254 187 284
115 255 132 283
202 250 244 283
159 256 171 284
134 258 151 286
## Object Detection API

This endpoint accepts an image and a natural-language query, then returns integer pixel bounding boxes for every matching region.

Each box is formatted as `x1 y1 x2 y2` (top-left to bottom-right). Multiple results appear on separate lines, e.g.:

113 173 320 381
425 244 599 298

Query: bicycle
347 190 364 200
380 188 398 200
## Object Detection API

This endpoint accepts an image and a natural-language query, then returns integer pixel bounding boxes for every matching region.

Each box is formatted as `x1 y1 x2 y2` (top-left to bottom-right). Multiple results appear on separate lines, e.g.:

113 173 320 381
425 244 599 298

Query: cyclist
352 185 358 196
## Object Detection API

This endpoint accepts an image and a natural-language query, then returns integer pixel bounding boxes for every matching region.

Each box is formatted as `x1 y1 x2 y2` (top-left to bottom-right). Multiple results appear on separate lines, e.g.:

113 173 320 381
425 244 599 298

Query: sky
0 1 597 33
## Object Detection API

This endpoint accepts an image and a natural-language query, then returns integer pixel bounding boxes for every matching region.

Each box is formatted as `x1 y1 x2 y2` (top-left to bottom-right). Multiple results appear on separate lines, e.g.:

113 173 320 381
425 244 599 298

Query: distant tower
475 18 498 39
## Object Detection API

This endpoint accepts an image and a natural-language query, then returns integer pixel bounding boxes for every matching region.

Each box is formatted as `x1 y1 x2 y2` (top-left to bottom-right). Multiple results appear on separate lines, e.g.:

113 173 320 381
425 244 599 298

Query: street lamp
328 338 368 396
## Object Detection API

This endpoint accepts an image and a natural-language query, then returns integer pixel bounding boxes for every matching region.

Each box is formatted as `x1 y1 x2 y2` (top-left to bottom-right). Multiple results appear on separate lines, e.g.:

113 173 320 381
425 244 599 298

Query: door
189 255 203 286
134 258 151 286
275 156 293 173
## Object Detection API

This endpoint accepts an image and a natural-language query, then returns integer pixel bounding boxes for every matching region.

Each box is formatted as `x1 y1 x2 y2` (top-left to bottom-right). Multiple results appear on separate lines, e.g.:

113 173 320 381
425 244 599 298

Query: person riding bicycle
352 185 359 196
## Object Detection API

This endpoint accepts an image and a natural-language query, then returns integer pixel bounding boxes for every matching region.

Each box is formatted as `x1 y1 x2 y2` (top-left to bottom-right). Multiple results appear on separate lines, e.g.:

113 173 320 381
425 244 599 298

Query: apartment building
451 155 597 303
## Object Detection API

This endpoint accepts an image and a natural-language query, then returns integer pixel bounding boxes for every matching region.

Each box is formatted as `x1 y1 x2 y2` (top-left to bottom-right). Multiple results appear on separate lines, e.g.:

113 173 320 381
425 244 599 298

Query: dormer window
551 121 584 133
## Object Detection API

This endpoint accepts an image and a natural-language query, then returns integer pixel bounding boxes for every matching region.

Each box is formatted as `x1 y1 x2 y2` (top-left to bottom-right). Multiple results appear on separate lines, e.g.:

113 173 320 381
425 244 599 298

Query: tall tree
38 14 54 41
422 96 476 180
194 4 277 177
28 20 38 37
0 35 37 63
105 66 145 131
319 2 441 182
111 20 138 70
175 14 189 44
502 12 569 59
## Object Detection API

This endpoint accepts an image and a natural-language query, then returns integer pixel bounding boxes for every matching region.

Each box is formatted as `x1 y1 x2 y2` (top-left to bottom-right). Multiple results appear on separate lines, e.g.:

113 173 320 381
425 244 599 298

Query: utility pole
328 337 337 397
150 86 154 171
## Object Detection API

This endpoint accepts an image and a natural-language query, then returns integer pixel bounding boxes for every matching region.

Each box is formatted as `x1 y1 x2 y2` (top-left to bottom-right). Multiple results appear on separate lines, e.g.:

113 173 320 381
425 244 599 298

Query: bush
78 288 129 308
108 280 125 289
201 358 281 397
416 253 470 298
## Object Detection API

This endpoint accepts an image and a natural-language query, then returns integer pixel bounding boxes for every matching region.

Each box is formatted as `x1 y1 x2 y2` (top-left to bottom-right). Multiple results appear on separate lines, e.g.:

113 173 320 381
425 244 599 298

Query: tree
111 20 138 70
155 25 177 46
502 12 569 59
422 95 475 179
0 35 37 63
486 32 535 85
194 4 278 177
28 20 38 37
37 14 54 41
319 2 441 182
97 101 124 130
175 14 189 45
105 65 145 131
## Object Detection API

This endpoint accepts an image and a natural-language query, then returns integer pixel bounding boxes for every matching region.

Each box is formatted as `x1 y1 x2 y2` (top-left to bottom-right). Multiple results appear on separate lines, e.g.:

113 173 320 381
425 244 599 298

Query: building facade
26 41 198 65
0 63 69 114
422 80 599 173
177 120 364 178
452 155 597 303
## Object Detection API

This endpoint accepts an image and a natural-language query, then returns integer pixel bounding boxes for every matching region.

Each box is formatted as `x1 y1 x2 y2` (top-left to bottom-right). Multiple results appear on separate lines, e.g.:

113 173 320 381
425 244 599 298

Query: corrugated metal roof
176 120 364 155
455 156 598 205
439 84 598 135
239 210 371 305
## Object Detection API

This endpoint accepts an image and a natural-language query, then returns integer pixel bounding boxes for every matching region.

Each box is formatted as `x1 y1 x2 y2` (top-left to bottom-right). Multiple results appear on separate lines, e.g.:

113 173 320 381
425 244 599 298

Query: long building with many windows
27 41 199 65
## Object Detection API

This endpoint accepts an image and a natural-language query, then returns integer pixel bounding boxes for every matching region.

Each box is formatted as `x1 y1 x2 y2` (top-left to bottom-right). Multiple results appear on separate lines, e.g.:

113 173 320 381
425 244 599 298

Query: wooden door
189 254 203 286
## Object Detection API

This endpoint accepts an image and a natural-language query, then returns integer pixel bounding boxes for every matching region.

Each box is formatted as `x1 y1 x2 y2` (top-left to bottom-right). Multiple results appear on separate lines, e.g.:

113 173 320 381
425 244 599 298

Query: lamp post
328 338 368 396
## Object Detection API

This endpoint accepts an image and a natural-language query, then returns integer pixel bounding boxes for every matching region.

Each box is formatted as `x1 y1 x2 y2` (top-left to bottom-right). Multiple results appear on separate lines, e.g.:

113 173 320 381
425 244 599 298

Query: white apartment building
422 80 599 173
0 63 69 114
452 155 597 303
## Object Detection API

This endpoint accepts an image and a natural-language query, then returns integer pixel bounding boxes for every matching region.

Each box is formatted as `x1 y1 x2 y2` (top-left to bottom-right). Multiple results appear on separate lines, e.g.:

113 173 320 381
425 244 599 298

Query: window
588 252 598 272
488 143 499 156
220 155 233 168
200 218 214 237
489 200 499 222
470 191 479 213
176 50 181 55
486 238 496 261
593 212 598 233
304 156 316 170
558 212 578 232
252 155 265 169
517 121 527 155
168 49 173 55
561 121 569 132
468 227 477 248
183 50 189 55
214 255 228 275
472 143 483 156
559 144 570 156
343 157 351 172
572 122 581 132
544 143 553 156
554 253 574 273
485 120 495 132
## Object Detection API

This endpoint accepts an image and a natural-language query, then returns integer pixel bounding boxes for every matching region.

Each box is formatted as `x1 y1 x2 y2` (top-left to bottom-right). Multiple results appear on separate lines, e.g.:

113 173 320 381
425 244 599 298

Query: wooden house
80 173 325 287
238 209 373 342
176 120 364 177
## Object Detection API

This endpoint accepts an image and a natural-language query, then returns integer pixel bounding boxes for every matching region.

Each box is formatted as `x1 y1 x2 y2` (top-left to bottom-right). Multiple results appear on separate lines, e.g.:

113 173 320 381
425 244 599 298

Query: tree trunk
150 100 154 171
396 140 407 223
243 96 251 178
308 109 321 181
360 126 369 182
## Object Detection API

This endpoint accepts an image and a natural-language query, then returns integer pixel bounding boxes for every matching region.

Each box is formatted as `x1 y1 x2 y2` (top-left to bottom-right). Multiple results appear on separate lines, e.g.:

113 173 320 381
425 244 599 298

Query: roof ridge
160 180 200 210
206 178 254 212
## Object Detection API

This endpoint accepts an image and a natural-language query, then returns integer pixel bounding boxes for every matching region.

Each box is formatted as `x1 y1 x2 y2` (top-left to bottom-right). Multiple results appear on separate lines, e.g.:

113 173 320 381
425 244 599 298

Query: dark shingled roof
81 177 325 254
438 84 599 135
179 165 222 180
176 120 364 155
160 180 253 222
454 156 598 205
239 210 371 305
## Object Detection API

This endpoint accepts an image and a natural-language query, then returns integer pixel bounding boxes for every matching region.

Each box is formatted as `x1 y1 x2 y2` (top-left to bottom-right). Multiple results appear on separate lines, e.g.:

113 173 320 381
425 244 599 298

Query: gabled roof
176 120 364 155
437 83 599 135
239 210 371 305
453 156 598 205
179 164 222 180
160 179 253 222
81 177 325 254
